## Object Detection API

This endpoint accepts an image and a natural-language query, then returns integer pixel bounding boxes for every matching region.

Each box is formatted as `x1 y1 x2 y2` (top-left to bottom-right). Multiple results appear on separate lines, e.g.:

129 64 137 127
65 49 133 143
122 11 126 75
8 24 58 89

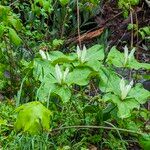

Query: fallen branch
66 27 104 45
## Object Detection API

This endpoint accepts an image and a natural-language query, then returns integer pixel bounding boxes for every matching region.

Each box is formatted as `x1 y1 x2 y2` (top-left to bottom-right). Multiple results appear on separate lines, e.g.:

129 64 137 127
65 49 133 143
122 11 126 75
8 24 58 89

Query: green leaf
107 46 150 70
0 5 9 22
8 28 22 46
128 59 150 70
86 44 104 61
107 46 125 67
36 82 54 102
52 39 64 47
33 59 56 83
37 83 71 103
116 98 139 118
8 16 22 31
0 119 7 126
103 93 140 118
129 83 150 104
139 26 150 39
15 101 52 134
67 67 92 86
52 85 71 103
85 60 102 71
98 67 121 95
0 24 5 38
43 0 53 13
49 51 76 64
59 0 69 6
139 134 150 150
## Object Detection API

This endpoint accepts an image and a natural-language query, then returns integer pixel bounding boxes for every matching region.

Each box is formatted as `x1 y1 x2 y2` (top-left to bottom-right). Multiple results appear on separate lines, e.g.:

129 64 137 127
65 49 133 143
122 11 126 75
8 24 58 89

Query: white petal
128 48 136 61
81 45 87 63
120 78 127 99
46 52 51 61
63 67 69 81
120 78 125 92
120 79 133 100
125 80 133 95
77 45 81 59
39 50 46 59
55 64 62 84
124 46 128 65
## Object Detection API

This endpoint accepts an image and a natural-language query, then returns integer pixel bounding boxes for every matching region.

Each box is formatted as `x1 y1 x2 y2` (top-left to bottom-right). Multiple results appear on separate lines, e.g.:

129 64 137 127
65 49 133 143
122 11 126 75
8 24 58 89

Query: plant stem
52 125 142 135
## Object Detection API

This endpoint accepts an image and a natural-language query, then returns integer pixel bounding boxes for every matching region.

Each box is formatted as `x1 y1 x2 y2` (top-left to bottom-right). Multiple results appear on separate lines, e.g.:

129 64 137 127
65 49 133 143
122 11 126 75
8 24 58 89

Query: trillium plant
15 44 150 146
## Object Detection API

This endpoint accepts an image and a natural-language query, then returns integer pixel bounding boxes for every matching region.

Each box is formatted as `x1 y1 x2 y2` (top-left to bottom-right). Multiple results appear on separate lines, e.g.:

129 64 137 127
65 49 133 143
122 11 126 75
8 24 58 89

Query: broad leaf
128 59 150 70
59 0 69 5
103 94 140 118
15 101 52 134
37 83 71 103
139 134 150 150
129 83 150 104
8 28 22 46
67 67 92 86
33 59 56 83
52 85 71 103
85 60 102 71
98 67 121 95
36 82 54 102
86 44 104 61
49 51 76 64
107 46 124 67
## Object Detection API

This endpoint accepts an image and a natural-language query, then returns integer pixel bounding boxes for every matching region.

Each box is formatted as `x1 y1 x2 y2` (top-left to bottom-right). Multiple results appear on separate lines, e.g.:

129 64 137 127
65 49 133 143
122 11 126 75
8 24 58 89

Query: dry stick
130 8 134 48
135 12 139 60
129 8 134 80
67 27 104 44
77 0 81 48
52 125 142 135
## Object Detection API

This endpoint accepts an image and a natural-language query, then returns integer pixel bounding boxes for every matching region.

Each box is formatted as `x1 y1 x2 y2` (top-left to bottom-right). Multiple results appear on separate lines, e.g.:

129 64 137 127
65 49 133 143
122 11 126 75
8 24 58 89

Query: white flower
39 50 46 59
55 64 69 84
39 50 51 61
63 67 69 82
77 45 81 59
128 47 135 61
55 64 63 84
119 78 133 100
123 46 135 66
76 45 87 63
124 46 128 66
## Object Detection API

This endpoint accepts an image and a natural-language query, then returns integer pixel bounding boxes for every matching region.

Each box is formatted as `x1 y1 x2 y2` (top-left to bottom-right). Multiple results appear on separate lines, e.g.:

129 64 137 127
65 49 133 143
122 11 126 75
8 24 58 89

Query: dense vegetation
0 0 150 149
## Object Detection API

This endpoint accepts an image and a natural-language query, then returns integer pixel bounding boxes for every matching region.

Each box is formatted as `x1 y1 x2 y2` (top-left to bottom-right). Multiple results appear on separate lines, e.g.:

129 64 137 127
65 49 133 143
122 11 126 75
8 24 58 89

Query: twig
77 0 81 47
67 27 104 44
130 9 134 48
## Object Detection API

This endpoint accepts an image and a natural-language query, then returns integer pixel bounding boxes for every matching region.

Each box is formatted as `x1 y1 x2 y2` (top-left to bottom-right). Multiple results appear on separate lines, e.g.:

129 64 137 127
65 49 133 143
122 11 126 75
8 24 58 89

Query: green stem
52 125 142 135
